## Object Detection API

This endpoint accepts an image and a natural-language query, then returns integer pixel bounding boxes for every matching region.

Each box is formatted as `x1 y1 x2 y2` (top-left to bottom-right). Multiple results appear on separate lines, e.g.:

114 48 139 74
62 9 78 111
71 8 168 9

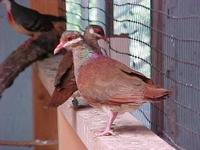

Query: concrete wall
0 0 32 150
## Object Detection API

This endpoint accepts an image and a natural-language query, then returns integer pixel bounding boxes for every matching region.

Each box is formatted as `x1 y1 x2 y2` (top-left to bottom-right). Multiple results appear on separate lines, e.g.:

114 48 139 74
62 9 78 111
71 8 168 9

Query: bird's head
54 31 83 55
84 25 107 41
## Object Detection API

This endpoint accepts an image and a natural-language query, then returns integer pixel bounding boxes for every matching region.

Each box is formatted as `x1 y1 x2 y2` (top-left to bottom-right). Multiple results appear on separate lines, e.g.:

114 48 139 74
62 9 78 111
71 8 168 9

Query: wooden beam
30 0 66 32
57 110 87 150
30 1 66 150
30 0 65 15
105 0 114 36
150 0 165 136
32 65 58 150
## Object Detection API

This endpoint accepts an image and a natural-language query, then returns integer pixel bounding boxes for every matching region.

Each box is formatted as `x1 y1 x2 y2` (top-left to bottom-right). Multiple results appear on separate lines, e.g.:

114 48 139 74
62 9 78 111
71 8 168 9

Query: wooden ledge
36 56 175 150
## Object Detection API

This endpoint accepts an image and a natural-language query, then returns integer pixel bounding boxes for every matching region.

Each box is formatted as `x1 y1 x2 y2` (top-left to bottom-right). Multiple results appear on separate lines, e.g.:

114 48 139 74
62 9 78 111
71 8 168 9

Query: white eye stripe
63 37 83 47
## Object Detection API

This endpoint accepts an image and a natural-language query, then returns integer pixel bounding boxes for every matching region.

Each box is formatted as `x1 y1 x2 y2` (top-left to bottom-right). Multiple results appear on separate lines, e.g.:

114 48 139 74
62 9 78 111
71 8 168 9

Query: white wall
0 1 32 150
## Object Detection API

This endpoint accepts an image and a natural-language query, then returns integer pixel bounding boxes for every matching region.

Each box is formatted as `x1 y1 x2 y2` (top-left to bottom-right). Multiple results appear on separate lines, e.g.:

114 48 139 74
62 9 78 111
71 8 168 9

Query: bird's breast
101 103 141 113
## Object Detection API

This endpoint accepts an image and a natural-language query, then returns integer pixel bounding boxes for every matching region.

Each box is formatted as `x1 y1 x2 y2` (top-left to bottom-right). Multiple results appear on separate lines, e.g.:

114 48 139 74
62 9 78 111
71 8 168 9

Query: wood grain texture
30 0 65 15
58 110 87 150
32 65 58 150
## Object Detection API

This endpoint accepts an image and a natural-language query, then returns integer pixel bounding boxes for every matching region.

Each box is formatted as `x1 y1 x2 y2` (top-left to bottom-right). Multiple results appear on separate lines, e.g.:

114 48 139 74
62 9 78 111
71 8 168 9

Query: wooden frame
31 1 66 150
105 0 114 36
32 65 58 150
150 0 165 136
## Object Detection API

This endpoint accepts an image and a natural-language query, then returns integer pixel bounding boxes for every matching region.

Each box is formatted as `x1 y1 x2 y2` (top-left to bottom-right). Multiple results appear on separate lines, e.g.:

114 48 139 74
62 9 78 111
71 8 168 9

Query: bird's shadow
113 125 152 135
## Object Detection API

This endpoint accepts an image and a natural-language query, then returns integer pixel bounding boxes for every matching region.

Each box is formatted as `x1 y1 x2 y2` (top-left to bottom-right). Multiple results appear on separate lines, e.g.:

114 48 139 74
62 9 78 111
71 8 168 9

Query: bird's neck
72 43 102 78
84 39 99 51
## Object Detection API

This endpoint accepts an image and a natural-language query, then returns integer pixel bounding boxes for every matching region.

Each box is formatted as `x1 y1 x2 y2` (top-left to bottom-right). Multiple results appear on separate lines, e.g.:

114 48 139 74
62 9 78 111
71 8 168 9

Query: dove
49 25 106 107
53 31 170 136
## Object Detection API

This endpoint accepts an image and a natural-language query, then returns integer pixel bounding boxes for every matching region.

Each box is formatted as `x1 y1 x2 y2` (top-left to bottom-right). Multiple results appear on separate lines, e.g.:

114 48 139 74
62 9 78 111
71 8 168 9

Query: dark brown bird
53 31 170 136
0 0 66 38
49 25 106 107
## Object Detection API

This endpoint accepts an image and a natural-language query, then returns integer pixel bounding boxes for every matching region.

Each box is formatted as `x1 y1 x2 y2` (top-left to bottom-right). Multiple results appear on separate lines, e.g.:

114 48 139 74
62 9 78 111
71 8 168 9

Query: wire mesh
64 0 200 149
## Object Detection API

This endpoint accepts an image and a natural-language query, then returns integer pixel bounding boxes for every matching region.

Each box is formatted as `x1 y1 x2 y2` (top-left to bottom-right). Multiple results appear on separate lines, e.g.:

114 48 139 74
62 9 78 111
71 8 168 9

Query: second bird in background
49 25 106 107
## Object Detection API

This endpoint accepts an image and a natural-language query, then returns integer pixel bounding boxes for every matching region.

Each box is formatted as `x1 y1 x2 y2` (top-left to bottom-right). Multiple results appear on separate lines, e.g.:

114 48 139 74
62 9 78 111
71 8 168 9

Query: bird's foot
71 97 79 108
95 129 115 137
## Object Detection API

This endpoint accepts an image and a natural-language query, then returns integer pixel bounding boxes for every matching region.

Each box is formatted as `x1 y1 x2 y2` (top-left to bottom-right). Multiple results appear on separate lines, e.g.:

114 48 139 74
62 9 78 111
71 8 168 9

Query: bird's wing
78 57 149 104
49 52 75 107
11 3 53 32
116 60 153 84
49 76 77 107
54 52 74 87
42 14 66 22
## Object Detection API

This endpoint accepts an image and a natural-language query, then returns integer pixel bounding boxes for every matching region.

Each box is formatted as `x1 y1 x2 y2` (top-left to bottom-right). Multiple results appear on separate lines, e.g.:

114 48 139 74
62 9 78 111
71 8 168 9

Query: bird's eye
67 37 72 41
96 30 104 36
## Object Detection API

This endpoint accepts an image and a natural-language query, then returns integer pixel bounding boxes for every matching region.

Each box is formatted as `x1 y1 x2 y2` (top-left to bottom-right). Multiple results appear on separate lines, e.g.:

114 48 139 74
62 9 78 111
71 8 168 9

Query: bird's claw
95 129 115 137
72 97 79 108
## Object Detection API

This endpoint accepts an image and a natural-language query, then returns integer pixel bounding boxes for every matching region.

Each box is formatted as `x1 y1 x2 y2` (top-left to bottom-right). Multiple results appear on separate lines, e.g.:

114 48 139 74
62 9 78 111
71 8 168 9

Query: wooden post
30 0 65 15
57 110 87 150
105 0 114 36
32 65 58 150
150 0 165 136
105 0 114 56
31 1 65 150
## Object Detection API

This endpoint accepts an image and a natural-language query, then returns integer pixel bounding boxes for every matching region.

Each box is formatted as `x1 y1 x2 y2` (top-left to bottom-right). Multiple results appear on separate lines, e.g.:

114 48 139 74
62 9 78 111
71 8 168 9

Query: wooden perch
0 31 61 97
0 139 57 147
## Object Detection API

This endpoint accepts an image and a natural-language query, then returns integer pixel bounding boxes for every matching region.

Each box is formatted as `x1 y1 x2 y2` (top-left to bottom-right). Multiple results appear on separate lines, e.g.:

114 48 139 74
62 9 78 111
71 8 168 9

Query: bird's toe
95 129 116 137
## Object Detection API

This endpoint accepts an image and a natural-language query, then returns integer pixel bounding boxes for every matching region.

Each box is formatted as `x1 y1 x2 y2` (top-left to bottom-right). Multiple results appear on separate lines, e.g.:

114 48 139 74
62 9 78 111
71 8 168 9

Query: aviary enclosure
66 0 200 149
0 0 199 150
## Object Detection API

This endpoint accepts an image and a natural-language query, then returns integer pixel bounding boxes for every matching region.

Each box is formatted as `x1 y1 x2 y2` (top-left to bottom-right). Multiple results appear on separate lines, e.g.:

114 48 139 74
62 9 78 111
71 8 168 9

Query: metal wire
138 108 186 150
65 0 200 150
114 2 200 20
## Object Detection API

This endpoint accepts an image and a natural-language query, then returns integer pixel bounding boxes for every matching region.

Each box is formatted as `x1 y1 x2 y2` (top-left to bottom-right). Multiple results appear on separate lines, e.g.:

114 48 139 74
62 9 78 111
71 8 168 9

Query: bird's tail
144 85 171 101
44 14 66 22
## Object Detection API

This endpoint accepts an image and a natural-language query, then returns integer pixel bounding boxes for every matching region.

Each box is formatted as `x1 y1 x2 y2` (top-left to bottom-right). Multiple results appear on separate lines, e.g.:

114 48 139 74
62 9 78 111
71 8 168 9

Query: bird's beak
54 42 65 55
54 37 83 55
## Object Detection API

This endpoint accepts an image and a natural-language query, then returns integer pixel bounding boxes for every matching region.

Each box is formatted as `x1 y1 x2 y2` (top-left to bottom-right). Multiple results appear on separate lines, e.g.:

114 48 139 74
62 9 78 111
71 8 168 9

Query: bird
53 31 171 136
49 25 106 107
0 0 66 39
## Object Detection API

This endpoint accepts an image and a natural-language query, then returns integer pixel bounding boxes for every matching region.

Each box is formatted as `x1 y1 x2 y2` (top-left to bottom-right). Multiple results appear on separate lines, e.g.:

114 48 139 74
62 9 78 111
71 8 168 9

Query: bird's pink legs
96 111 118 136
